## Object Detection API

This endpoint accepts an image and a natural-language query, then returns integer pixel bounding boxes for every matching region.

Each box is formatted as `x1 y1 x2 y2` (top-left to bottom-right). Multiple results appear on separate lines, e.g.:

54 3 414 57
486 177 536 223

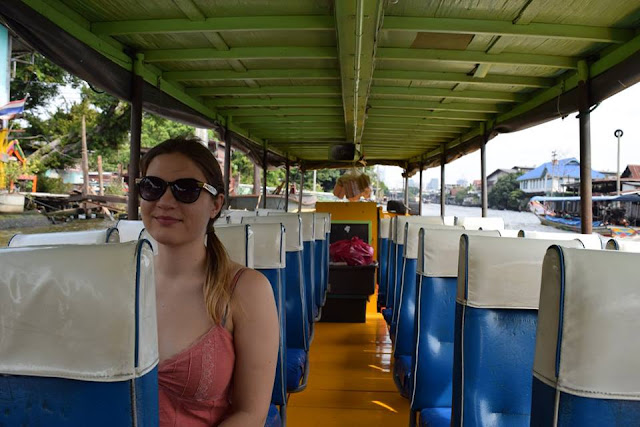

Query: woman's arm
220 269 279 427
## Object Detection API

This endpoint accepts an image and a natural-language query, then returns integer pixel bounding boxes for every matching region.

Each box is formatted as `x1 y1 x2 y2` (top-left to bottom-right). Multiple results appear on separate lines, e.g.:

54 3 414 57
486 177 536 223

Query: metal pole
284 157 290 212
223 125 231 209
615 129 623 195
481 130 488 217
298 166 304 213
313 169 317 192
262 142 268 209
440 149 446 217
577 60 593 234
127 54 143 220
403 170 409 209
418 163 423 216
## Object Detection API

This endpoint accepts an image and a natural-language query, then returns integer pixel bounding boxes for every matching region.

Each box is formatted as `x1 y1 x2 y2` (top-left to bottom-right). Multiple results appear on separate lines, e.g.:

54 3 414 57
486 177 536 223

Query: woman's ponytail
203 223 233 324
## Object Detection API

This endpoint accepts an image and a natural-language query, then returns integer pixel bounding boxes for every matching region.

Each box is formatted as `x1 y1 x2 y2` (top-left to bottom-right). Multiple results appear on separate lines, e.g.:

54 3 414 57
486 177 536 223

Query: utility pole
615 129 623 195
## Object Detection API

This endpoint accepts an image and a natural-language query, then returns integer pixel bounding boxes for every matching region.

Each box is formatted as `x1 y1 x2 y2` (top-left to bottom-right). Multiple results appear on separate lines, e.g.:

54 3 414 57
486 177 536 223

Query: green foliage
10 54 81 112
105 179 126 196
455 186 470 204
232 150 255 185
488 172 525 210
35 174 72 194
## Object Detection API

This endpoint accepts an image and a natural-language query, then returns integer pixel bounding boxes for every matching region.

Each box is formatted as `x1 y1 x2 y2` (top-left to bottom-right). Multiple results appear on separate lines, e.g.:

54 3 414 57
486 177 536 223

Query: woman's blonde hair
140 136 232 324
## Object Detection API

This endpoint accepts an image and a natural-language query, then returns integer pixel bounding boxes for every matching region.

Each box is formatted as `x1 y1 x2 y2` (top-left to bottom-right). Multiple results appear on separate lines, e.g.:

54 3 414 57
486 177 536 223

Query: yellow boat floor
287 300 409 426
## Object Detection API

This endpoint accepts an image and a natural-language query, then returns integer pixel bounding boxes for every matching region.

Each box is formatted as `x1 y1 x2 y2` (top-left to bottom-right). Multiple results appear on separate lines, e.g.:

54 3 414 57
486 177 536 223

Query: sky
379 82 640 189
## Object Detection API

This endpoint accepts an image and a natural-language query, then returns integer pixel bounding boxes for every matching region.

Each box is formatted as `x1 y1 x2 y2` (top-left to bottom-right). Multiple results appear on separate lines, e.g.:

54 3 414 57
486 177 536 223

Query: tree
488 172 525 210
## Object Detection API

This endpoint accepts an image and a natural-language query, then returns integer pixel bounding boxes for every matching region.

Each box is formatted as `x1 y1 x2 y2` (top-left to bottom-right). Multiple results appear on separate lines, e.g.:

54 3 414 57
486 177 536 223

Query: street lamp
614 129 623 195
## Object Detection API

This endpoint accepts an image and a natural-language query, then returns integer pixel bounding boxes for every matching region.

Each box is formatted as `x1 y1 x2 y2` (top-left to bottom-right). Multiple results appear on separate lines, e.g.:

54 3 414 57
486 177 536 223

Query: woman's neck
155 239 207 281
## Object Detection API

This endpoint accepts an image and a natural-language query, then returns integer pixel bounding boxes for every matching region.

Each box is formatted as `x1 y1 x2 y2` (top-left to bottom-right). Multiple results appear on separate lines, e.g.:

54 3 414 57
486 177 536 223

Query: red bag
330 237 374 266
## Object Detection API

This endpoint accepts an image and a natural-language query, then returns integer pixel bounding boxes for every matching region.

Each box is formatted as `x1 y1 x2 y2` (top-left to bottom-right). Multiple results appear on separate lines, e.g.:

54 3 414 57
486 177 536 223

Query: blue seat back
8 227 120 246
0 241 158 426
249 223 287 407
215 223 254 267
243 214 309 351
298 212 316 325
384 216 397 310
452 235 582 427
377 217 391 308
313 214 326 310
316 212 331 304
532 247 640 426
409 229 499 412
390 217 451 336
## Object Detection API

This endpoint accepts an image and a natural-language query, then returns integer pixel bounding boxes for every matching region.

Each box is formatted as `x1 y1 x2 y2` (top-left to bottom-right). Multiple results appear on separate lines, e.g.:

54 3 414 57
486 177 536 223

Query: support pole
298 166 304 213
418 163 423 216
127 54 144 220
223 125 231 210
577 60 593 234
97 155 104 196
440 149 446 217
284 157 290 212
481 127 488 217
253 162 261 196
262 142 268 209
81 115 89 196
403 168 409 211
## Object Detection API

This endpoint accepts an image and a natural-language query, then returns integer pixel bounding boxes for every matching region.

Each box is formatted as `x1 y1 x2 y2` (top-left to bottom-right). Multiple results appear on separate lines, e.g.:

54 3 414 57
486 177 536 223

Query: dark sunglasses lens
171 179 202 203
138 176 166 201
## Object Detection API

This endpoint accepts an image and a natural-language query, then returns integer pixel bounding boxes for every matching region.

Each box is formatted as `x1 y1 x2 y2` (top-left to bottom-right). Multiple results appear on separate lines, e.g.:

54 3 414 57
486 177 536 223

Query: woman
139 137 279 426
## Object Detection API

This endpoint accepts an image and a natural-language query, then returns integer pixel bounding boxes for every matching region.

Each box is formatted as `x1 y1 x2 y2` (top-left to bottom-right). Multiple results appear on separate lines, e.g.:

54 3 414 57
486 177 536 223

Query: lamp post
615 129 623 195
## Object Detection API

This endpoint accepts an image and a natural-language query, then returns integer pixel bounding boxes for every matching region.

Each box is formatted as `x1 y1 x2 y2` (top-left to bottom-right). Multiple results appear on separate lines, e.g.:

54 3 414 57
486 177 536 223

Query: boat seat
271 212 317 333
316 212 331 306
418 408 452 427
389 217 460 337
265 403 282 427
216 223 254 267
452 235 582 426
243 215 310 393
313 214 326 319
8 227 120 246
115 219 145 241
519 230 604 249
377 217 391 312
605 238 640 252
227 209 257 224
384 216 398 321
0 241 158 426
532 247 640 426
249 223 288 416
456 216 505 231
408 229 500 419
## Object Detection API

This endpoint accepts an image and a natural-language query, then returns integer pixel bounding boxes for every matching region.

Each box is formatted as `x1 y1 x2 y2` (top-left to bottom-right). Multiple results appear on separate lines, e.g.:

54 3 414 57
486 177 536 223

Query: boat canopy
2 1 640 172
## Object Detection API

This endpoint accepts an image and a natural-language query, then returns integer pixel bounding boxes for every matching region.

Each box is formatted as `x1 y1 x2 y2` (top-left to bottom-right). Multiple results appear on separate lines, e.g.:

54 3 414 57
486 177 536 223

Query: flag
0 98 26 120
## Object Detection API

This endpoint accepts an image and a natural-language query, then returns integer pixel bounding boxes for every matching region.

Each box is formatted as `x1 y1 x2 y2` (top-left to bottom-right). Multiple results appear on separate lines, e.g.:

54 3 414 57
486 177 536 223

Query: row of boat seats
8 227 120 246
605 237 640 252
0 240 158 426
383 215 462 327
518 229 605 249
455 216 504 230
393 228 500 398
241 213 309 391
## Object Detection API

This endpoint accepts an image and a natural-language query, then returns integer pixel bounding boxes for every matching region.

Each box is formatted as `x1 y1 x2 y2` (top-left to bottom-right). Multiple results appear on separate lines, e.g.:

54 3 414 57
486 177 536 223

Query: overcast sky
379 81 640 189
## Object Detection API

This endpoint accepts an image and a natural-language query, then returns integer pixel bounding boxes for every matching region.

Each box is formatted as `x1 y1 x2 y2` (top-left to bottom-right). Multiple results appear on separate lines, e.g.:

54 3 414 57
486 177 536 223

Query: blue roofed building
517 158 605 194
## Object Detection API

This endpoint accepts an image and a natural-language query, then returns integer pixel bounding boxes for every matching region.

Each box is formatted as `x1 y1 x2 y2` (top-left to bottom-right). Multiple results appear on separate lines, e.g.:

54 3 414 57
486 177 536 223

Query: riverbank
0 218 115 246
0 212 52 230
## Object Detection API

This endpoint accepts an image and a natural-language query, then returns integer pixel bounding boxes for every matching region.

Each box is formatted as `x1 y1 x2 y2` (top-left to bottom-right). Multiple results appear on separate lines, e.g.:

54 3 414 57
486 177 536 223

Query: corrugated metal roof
517 158 605 181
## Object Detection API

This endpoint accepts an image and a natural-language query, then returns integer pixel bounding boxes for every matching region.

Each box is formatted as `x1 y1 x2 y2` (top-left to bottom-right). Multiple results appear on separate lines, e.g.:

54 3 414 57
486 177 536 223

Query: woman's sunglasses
136 176 218 204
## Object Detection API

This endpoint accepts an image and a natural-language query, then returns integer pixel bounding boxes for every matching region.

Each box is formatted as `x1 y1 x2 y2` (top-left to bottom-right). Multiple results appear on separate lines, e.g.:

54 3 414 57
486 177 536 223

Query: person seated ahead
139 137 278 426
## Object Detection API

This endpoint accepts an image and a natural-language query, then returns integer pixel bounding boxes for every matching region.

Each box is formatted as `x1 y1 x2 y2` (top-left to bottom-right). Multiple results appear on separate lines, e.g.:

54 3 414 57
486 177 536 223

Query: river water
0 204 563 246
421 203 566 233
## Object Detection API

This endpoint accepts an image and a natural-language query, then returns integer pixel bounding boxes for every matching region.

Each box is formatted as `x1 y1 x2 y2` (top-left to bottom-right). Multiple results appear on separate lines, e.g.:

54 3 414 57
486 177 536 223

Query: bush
36 174 72 194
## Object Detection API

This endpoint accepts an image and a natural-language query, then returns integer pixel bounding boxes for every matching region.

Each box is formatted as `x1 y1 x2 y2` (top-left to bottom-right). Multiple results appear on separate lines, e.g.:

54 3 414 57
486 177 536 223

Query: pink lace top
158 269 246 427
